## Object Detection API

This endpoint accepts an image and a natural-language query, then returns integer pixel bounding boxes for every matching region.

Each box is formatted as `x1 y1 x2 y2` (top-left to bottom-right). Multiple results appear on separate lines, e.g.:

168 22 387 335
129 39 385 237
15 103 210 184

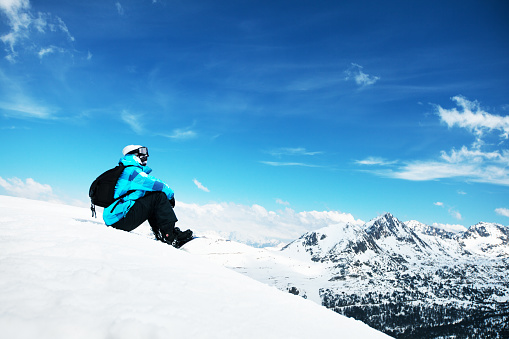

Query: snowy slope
0 195 390 339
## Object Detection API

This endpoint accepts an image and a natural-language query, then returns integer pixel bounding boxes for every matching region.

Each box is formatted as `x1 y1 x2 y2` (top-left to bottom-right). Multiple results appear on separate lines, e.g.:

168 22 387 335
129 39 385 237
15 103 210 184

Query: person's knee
151 191 169 204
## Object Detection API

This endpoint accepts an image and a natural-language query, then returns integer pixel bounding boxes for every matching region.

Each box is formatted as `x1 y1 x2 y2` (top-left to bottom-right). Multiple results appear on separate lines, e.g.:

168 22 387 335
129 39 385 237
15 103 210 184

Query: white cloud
433 202 461 222
440 146 506 164
176 201 364 246
355 157 397 166
0 0 74 61
448 208 462 220
438 96 509 140
0 176 54 200
378 158 509 186
37 45 66 59
495 208 509 218
159 122 198 140
0 68 57 119
357 97 509 186
165 128 197 140
431 222 467 233
0 0 30 59
0 100 55 119
193 179 210 192
121 110 144 134
262 147 323 168
268 147 323 157
115 2 124 15
276 199 290 206
260 161 321 168
38 46 54 58
345 63 380 87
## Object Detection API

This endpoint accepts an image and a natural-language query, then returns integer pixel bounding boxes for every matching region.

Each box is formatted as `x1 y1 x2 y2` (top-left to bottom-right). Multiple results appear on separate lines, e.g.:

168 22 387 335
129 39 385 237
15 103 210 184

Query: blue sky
1 0 508 229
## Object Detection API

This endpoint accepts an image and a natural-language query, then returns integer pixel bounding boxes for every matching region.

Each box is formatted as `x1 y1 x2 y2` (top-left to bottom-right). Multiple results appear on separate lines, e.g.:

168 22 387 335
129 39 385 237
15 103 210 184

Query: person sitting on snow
103 145 193 248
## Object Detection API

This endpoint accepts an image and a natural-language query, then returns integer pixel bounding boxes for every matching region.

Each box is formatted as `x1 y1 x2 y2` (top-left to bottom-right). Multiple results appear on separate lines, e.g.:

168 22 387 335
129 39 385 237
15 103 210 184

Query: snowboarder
103 145 193 248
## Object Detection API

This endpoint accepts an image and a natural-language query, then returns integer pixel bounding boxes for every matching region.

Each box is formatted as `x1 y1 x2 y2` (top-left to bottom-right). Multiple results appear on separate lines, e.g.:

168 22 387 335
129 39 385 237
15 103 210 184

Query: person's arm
128 168 175 200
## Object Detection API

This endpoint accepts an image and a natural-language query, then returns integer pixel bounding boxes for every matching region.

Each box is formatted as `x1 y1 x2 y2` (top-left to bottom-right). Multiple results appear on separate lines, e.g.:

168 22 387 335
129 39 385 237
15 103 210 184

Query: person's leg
111 191 192 247
144 192 193 246
145 192 178 241
110 192 177 234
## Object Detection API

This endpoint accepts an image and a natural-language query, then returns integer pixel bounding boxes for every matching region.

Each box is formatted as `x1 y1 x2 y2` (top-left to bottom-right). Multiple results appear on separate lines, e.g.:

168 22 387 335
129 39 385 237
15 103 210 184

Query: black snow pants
110 191 177 240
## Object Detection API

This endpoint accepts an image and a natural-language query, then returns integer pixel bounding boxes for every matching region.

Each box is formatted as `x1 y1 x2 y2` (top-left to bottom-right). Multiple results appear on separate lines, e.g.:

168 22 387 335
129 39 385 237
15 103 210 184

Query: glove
169 197 175 208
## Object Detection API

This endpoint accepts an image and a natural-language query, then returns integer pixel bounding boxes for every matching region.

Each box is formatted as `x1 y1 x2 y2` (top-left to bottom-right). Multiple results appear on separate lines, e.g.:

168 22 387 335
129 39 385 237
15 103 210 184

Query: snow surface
0 195 390 339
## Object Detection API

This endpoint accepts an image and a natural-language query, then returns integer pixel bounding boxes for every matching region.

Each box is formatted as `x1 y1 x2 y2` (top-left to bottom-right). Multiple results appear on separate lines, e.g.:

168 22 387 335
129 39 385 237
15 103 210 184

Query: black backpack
89 164 131 217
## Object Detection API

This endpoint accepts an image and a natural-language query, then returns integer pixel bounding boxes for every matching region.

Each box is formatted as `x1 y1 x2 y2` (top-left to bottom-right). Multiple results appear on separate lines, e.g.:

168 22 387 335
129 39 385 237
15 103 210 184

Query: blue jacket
103 154 175 226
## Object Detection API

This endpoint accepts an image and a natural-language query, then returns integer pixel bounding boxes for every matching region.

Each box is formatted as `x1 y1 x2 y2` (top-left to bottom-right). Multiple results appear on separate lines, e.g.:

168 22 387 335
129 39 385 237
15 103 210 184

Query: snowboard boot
173 227 194 248
160 231 176 246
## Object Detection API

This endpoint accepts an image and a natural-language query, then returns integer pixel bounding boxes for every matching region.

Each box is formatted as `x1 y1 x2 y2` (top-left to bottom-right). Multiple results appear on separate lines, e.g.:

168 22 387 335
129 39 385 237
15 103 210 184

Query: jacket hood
119 154 152 174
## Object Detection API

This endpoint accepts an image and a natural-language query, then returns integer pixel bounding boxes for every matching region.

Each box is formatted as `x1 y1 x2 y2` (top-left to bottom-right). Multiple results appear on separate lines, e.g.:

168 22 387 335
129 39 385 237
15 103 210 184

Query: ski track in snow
0 196 390 339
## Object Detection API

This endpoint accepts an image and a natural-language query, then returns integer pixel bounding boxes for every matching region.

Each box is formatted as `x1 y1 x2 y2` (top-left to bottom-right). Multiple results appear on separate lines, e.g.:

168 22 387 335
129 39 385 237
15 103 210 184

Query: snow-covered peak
405 220 466 239
405 220 428 233
365 213 418 242
466 222 509 238
460 222 509 257
363 212 394 229
281 222 367 261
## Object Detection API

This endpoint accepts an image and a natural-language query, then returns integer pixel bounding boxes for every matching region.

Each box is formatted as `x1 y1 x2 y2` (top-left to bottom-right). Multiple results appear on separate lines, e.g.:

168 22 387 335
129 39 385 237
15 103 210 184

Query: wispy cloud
0 67 57 119
438 95 509 141
268 147 323 157
162 128 197 140
345 63 380 87
448 208 462 220
193 179 210 192
495 208 509 218
434 201 461 220
372 156 509 185
262 146 324 168
276 199 290 206
0 100 55 119
0 0 74 62
121 110 145 134
355 156 397 166
357 96 509 186
260 161 321 168
115 2 124 16
0 0 31 61
37 45 66 59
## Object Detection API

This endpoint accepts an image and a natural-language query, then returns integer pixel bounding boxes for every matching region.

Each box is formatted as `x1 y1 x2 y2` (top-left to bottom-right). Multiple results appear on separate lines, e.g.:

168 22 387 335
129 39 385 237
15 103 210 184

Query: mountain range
276 213 509 338
176 211 509 338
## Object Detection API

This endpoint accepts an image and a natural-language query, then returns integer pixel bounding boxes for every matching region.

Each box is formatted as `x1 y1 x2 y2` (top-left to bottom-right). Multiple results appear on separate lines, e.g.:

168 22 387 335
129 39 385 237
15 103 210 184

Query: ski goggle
127 147 149 157
136 147 149 156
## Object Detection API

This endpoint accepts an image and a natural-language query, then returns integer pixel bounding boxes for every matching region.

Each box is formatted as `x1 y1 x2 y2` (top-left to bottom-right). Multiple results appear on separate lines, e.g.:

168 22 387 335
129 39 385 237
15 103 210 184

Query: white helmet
122 144 144 156
122 145 149 165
